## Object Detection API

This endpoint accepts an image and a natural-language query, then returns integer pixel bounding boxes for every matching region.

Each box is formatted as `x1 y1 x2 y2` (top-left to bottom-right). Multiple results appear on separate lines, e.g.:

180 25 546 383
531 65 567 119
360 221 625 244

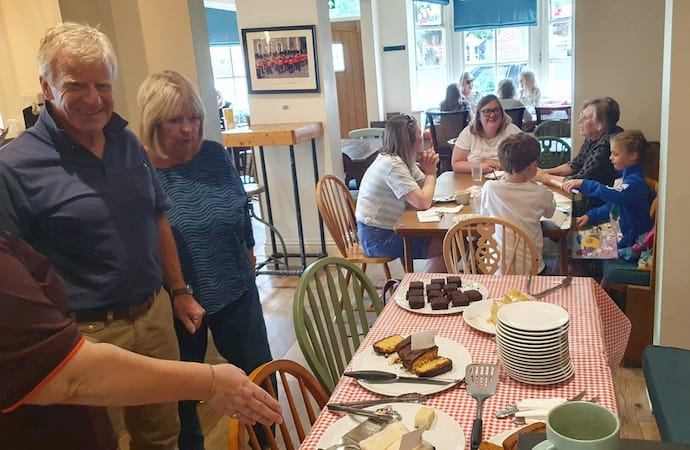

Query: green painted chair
537 136 571 169
293 256 383 394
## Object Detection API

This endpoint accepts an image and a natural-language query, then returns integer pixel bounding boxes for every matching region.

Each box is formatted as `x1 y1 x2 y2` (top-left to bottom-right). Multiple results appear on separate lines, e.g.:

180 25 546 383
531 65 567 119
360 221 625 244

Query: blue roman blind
205 8 240 45
453 0 537 32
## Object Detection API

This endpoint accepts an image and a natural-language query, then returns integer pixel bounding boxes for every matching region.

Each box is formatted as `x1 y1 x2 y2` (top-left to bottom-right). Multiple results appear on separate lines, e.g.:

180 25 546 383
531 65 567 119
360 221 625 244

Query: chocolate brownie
408 296 425 309
464 289 483 302
430 297 449 310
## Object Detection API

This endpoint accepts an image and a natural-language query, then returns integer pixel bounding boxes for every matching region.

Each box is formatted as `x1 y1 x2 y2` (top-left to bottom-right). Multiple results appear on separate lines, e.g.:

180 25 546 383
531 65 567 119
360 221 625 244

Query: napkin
514 398 566 423
416 205 463 222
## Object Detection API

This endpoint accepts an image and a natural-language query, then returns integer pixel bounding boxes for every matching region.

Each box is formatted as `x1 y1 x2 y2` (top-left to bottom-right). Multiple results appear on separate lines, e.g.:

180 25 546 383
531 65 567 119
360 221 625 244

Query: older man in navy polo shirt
0 23 206 450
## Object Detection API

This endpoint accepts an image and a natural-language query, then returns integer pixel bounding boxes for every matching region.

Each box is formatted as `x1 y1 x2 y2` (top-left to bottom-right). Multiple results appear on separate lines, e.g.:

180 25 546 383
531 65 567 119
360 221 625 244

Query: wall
573 0 664 151
0 0 61 133
656 0 690 347
235 0 342 256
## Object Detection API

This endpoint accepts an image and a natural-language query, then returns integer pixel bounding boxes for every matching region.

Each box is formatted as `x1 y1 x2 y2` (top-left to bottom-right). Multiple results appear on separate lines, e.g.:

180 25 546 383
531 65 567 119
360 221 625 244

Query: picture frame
241 25 320 94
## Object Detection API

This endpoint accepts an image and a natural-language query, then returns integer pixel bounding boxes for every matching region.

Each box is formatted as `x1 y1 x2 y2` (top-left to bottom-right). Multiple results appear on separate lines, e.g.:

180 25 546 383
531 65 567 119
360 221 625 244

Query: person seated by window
440 83 470 112
459 72 481 117
561 130 653 252
355 114 446 273
451 95 521 173
216 89 232 130
536 97 622 215
518 70 541 112
496 79 533 123
481 133 556 275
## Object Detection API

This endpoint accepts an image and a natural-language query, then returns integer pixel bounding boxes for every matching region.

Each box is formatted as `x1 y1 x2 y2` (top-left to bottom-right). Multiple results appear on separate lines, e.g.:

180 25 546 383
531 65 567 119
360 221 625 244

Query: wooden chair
316 175 394 280
442 216 540 275
533 119 571 138
227 359 329 450
537 136 571 169
293 257 383 393
425 109 470 174
504 107 526 129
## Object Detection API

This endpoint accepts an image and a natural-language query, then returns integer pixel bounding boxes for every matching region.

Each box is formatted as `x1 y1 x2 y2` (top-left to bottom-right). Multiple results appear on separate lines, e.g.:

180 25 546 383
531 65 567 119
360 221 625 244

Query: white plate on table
317 403 465 450
394 280 489 315
497 301 569 332
462 299 497 334
349 336 472 396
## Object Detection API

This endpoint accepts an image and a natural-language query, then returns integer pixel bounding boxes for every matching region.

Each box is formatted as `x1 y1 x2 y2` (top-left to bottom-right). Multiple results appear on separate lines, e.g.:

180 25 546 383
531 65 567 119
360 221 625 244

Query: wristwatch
171 284 194 298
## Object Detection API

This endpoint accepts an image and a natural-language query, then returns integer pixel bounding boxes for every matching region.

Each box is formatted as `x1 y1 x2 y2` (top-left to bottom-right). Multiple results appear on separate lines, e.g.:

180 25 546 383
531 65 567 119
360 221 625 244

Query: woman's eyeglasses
480 107 502 117
465 79 474 84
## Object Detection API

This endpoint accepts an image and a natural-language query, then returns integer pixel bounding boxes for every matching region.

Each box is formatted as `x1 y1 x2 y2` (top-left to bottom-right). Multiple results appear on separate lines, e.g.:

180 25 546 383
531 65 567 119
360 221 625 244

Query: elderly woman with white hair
137 70 275 450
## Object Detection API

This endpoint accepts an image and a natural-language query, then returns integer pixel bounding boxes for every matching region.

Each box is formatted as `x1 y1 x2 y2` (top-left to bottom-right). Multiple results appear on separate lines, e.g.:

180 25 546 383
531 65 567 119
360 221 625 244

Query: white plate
349 336 472 395
497 302 569 331
505 363 575 385
394 280 489 315
496 322 570 339
317 403 465 450
484 170 505 180
462 299 497 334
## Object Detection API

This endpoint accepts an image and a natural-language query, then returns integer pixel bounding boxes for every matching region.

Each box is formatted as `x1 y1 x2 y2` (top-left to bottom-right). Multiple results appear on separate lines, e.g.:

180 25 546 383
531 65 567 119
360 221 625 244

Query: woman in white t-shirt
355 114 446 272
451 94 521 173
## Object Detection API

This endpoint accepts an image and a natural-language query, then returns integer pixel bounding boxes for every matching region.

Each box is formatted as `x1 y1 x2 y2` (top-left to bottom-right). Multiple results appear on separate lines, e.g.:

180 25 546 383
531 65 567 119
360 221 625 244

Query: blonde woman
138 71 274 449
519 71 541 109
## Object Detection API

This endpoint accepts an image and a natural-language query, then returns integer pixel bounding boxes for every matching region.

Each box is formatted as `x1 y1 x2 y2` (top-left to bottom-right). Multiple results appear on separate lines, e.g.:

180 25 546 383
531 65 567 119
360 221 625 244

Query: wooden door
331 21 368 138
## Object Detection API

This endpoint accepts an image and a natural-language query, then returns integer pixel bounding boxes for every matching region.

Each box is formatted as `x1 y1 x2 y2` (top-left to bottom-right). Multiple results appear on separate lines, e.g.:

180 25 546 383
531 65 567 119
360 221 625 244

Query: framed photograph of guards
241 25 320 94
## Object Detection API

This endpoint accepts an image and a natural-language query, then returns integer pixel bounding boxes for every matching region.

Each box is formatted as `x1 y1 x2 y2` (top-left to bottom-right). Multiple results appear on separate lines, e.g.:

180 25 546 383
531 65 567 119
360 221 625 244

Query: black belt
69 293 156 323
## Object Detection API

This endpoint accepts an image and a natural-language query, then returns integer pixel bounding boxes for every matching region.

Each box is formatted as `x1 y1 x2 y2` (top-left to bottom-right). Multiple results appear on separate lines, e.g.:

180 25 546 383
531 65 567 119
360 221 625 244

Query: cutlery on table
327 404 402 423
344 370 462 385
328 392 427 409
531 275 573 299
465 364 499 450
512 394 600 425
495 389 586 418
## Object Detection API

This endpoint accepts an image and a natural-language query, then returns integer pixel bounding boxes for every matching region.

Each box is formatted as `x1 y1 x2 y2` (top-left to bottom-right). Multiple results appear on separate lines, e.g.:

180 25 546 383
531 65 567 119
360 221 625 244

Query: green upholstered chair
533 119 571 138
643 345 690 443
293 257 383 394
537 136 571 169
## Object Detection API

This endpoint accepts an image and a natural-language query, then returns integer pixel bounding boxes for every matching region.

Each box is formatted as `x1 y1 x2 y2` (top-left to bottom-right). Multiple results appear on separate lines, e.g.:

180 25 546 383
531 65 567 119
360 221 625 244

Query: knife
344 370 462 385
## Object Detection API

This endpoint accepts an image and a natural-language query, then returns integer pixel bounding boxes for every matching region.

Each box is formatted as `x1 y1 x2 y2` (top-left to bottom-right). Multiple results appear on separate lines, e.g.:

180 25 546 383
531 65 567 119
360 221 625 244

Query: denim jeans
175 284 273 450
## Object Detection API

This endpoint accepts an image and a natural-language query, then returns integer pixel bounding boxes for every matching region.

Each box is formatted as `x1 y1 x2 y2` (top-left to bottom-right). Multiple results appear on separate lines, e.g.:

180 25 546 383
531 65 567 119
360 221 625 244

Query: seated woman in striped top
355 114 446 273
137 71 274 450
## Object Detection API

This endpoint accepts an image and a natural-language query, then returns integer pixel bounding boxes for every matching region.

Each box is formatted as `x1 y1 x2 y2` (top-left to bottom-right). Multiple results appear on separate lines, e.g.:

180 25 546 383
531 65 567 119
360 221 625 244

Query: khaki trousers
77 289 180 450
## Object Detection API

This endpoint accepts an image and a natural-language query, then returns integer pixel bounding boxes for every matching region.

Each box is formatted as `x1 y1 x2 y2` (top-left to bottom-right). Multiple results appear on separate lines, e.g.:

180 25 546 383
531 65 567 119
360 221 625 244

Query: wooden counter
221 122 323 147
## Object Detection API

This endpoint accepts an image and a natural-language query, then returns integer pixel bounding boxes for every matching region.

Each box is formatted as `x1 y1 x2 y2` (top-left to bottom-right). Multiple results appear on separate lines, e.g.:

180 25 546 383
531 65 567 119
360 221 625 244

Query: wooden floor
117 203 660 448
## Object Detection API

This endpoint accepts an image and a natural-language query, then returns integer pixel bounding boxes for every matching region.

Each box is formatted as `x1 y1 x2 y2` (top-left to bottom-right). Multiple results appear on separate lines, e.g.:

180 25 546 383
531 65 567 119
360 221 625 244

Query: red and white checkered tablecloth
300 275 631 449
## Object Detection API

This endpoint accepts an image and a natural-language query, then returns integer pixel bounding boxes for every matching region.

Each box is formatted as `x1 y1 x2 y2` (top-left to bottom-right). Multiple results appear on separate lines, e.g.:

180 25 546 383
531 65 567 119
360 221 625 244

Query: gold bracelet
199 364 216 404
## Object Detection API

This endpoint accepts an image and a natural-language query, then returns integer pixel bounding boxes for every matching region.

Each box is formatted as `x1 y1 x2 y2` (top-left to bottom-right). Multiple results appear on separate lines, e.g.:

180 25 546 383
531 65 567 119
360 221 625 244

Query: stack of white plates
495 301 574 385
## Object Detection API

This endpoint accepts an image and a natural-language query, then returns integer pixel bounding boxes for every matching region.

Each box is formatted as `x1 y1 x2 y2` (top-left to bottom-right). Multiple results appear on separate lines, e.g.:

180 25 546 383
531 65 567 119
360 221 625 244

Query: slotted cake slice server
466 363 499 450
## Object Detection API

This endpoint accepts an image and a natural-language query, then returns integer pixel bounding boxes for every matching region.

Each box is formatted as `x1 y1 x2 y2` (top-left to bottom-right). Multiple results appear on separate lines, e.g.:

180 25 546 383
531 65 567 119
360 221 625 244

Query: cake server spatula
344 370 461 385
465 364 499 450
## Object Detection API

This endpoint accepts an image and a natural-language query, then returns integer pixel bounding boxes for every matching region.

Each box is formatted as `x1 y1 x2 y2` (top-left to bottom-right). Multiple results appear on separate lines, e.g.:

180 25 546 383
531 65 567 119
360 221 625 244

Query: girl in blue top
562 130 653 250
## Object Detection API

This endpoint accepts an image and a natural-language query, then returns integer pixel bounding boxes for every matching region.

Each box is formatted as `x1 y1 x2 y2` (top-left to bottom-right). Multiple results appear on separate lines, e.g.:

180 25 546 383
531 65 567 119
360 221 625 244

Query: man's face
40 58 114 139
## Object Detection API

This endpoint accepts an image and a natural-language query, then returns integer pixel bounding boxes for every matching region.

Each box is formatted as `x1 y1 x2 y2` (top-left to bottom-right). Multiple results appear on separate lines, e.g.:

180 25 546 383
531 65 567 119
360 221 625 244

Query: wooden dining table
394 171 573 274
300 273 631 449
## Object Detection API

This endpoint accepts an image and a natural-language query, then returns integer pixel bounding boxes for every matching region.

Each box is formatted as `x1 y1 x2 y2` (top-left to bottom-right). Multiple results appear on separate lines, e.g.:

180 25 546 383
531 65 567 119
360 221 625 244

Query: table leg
310 138 327 256
288 144 307 269
258 145 284 270
403 237 414 273
558 235 569 275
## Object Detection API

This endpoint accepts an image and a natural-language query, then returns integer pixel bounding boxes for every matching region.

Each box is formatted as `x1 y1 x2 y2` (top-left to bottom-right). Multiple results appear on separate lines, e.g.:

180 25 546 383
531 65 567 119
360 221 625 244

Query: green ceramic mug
533 401 620 450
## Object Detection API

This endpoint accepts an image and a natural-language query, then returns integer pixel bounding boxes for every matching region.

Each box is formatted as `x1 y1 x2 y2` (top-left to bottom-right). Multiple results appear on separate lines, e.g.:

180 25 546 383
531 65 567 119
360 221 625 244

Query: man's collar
37 101 129 152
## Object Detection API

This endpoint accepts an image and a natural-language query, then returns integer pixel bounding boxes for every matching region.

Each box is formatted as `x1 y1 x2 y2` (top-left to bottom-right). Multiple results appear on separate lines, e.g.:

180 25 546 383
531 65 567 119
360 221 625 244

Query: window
412 2 448 113
209 45 249 126
329 0 360 20
545 0 572 99
410 0 572 112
